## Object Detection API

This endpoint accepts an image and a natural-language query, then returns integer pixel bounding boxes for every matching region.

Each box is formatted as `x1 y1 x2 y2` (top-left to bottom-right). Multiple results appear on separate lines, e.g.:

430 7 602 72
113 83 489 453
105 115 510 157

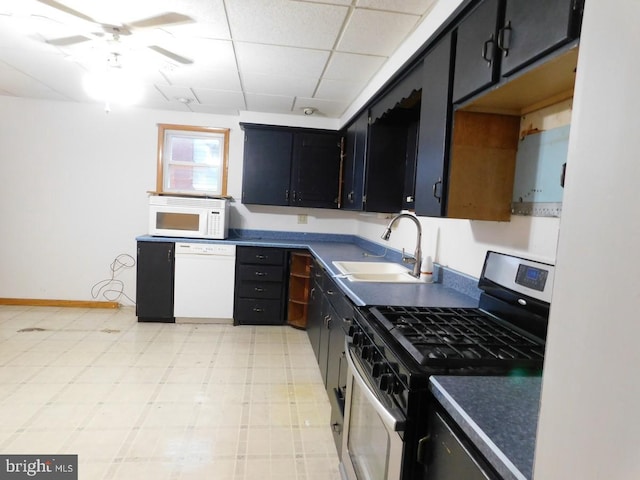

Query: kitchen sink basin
332 261 427 283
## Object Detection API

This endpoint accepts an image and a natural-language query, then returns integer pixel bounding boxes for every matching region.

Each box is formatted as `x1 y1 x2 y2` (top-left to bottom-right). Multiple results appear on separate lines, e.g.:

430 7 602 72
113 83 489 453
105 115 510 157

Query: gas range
341 251 555 480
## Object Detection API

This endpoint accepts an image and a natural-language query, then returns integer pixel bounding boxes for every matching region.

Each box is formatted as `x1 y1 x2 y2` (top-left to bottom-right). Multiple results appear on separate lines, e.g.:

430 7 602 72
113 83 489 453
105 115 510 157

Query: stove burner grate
369 306 545 367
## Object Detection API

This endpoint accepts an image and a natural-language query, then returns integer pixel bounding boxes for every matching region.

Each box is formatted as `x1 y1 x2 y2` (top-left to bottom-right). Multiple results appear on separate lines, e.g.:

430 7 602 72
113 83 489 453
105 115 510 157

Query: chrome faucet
381 213 422 278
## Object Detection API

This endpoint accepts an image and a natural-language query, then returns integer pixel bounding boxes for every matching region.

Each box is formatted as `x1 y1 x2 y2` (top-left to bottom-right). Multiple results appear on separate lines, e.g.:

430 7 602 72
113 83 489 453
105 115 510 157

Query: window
157 124 229 196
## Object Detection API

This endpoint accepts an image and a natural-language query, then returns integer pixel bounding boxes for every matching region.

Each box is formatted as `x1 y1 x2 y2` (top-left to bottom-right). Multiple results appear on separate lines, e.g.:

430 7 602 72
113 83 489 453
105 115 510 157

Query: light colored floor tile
0 306 340 480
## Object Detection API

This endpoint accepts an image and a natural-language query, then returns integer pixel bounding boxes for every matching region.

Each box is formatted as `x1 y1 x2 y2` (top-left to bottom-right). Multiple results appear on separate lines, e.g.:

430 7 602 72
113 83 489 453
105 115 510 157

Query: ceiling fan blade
148 45 193 65
128 13 194 30
36 0 98 24
45 34 92 46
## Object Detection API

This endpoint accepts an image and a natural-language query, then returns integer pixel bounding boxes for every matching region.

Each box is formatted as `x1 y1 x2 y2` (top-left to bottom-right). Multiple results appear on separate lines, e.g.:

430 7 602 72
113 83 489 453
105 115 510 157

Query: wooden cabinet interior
287 252 312 329
461 46 578 115
447 111 520 221
448 46 579 220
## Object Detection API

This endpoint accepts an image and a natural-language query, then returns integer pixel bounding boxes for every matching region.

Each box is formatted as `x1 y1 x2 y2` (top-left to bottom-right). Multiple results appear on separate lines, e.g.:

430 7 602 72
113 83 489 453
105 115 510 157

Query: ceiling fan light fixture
83 60 143 107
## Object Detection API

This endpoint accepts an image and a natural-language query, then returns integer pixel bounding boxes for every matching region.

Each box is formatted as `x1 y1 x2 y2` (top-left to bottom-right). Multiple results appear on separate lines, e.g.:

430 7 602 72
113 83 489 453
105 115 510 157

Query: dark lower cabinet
233 246 286 325
306 259 353 456
136 241 175 323
425 408 500 480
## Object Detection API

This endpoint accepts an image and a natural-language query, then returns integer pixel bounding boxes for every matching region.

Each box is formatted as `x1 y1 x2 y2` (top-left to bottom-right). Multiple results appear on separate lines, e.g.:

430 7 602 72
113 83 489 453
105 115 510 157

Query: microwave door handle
345 342 406 432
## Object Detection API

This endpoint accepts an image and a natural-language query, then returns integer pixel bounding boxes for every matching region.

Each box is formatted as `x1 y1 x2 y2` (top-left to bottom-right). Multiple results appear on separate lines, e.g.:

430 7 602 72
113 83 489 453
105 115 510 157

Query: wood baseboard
0 298 120 309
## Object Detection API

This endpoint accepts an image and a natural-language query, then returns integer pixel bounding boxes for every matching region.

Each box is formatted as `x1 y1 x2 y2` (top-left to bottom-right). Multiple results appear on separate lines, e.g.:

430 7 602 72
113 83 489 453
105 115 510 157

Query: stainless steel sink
332 261 427 283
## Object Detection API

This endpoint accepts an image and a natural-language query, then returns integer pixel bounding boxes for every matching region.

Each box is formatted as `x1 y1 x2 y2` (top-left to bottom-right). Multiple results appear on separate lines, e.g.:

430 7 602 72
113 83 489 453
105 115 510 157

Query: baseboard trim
0 298 120 309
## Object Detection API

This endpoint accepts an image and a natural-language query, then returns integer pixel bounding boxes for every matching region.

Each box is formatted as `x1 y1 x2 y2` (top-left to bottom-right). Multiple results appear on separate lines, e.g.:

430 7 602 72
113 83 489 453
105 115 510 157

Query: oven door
341 343 405 480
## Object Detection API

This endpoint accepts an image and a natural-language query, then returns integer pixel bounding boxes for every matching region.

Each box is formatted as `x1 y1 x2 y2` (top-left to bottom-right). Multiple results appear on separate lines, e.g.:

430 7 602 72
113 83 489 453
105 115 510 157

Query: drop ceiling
0 0 438 118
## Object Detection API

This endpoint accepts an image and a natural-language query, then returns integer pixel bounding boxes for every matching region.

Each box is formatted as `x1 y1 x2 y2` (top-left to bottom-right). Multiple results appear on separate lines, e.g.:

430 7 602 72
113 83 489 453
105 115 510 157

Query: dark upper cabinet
291 131 342 208
241 127 292 206
452 0 502 104
241 124 342 209
453 0 582 104
365 122 409 213
341 104 420 214
499 0 583 77
341 111 368 211
415 34 454 217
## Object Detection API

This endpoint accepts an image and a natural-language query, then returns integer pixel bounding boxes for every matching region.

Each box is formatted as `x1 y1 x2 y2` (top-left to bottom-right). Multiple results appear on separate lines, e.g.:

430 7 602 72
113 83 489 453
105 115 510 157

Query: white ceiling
0 0 438 117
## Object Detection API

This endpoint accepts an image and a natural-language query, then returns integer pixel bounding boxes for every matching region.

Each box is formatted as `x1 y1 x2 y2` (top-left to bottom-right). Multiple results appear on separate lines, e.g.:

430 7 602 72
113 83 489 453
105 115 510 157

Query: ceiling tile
338 9 420 56
242 72 318 98
245 93 295 114
155 84 196 102
356 0 438 16
323 52 386 82
164 67 242 92
191 88 246 110
226 0 348 49
235 43 329 78
315 79 363 103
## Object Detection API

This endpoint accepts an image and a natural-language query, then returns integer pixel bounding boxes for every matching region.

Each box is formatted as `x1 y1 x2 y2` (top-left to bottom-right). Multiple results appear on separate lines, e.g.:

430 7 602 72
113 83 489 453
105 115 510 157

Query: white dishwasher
174 242 236 322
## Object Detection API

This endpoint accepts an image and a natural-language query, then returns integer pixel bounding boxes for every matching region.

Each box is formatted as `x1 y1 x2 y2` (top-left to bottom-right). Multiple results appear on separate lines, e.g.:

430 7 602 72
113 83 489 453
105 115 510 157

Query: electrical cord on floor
91 254 136 306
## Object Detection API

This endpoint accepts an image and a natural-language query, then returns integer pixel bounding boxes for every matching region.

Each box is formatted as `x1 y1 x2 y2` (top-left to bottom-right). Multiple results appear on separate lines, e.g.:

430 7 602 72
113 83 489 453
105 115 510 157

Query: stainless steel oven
341 341 404 480
339 251 554 480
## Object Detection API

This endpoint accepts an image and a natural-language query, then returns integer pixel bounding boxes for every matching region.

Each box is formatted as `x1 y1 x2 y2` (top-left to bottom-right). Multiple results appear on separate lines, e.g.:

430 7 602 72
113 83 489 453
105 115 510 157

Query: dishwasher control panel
175 242 236 256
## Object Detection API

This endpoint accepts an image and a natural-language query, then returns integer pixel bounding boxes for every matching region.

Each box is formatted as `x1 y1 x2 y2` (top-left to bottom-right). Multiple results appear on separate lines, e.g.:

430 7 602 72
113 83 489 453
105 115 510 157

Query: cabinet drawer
237 247 284 265
324 278 355 330
236 281 282 299
238 265 284 283
235 298 284 325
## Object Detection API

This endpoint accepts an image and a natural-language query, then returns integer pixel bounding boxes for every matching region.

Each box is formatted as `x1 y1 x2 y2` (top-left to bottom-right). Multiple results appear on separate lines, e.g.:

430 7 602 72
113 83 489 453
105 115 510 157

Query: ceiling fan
36 0 195 65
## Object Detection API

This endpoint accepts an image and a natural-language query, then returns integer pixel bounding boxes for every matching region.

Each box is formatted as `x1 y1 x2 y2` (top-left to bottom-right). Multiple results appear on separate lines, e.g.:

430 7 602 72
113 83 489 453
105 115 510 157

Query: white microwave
149 196 229 239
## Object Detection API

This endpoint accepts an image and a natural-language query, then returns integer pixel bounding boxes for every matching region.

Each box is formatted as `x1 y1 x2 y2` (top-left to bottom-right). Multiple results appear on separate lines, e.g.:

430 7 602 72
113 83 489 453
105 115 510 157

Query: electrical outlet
297 214 308 224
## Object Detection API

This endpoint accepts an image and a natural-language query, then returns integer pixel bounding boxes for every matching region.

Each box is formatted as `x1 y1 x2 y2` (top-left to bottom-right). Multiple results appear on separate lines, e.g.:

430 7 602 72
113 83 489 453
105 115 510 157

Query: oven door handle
346 343 406 432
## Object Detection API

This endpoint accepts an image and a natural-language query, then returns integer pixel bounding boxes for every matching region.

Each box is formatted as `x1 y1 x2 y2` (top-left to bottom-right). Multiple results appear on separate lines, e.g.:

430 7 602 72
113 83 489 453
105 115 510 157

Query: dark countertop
137 233 479 309
429 376 542 480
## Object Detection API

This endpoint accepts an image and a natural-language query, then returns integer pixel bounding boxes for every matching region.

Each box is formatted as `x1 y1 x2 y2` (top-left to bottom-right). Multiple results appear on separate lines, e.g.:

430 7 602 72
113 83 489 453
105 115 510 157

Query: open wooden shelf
287 252 313 329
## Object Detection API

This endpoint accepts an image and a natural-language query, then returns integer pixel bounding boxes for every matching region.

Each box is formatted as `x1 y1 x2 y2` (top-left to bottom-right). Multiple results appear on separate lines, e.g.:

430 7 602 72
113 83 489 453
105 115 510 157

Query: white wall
0 96 357 305
0 93 562 304
533 1 640 478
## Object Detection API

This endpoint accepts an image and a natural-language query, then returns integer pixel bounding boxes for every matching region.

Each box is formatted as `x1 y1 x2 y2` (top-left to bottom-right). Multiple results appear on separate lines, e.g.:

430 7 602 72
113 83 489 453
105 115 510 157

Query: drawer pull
253 307 265 313
254 287 265 293
256 254 267 260
255 271 267 277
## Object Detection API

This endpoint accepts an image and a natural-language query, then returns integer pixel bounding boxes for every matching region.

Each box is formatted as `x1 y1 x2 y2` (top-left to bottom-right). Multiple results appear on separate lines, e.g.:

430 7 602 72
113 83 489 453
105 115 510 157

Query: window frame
156 123 230 196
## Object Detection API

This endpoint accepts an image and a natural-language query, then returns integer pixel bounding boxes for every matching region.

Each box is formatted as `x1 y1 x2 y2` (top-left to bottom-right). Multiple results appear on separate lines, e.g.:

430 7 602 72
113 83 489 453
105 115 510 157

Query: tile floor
0 305 341 479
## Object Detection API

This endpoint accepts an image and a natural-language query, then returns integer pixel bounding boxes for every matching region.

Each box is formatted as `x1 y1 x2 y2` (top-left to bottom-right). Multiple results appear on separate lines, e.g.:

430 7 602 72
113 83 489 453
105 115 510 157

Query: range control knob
361 345 373 360
352 332 364 346
379 373 394 392
371 362 385 378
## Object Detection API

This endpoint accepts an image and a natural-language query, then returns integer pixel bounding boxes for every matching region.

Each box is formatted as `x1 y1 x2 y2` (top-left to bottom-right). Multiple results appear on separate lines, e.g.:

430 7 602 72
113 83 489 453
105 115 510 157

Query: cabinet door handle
326 289 335 296
498 21 512 56
432 179 442 203
285 189 290 201
481 34 495 66
331 422 342 433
